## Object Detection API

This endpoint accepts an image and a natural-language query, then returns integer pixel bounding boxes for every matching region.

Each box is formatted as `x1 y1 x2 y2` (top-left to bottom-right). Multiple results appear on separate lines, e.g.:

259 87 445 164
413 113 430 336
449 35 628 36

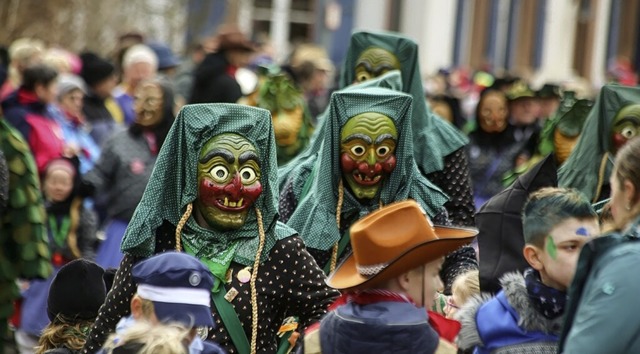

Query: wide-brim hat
327 200 478 291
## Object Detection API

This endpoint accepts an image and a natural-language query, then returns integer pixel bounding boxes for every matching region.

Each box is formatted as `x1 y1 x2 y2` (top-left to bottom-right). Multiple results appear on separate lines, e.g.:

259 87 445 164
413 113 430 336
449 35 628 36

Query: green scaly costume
0 118 51 353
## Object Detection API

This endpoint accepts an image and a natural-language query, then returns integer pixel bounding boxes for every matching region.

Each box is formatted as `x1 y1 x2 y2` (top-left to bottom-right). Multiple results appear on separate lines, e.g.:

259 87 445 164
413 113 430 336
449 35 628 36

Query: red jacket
1 89 64 175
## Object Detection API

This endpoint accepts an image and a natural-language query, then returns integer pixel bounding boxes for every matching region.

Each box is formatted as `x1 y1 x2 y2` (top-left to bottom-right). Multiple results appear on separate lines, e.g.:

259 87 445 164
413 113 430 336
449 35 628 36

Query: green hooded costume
279 70 405 222
241 65 315 166
339 30 468 173
83 104 338 354
279 31 475 227
558 84 640 202
285 87 477 290
0 119 51 352
502 91 593 186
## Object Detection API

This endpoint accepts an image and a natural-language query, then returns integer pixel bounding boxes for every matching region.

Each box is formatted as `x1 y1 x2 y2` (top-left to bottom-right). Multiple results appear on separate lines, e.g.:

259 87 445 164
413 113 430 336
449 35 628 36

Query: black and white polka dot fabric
82 221 339 353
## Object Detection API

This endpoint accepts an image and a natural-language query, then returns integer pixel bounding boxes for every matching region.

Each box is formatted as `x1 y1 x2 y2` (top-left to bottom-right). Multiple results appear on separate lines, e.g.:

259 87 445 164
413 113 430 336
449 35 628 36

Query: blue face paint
576 227 590 237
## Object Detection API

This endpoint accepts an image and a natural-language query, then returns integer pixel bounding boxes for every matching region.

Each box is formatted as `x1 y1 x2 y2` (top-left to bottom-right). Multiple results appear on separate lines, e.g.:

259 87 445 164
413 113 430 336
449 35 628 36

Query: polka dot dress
82 221 339 353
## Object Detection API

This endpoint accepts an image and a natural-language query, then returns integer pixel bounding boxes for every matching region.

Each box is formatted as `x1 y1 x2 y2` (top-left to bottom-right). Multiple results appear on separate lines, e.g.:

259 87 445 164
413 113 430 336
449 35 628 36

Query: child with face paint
457 187 598 354
82 104 338 354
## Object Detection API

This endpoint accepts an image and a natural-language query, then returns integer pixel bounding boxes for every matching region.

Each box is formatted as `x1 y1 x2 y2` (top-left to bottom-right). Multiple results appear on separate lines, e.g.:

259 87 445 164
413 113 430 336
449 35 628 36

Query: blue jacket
457 272 562 354
319 301 440 354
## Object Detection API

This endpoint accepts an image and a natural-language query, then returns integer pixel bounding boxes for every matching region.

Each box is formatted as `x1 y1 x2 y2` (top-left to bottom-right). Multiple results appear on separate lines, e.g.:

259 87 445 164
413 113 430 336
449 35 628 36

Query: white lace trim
356 262 388 277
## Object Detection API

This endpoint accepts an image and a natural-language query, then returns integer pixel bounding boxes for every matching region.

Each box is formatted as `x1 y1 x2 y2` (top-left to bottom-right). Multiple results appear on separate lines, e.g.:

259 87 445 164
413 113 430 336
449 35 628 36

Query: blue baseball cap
132 252 214 327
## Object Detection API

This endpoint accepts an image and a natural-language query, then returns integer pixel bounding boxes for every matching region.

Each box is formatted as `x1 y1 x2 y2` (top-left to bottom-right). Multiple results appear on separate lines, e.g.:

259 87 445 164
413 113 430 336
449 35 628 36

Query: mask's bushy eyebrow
342 133 372 144
199 149 234 164
239 151 259 165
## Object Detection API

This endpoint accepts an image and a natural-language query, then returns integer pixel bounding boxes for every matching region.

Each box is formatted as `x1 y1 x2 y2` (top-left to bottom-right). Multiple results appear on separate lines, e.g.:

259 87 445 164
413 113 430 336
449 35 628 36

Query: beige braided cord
175 202 262 353
175 203 193 251
250 207 267 354
593 152 610 203
330 180 345 273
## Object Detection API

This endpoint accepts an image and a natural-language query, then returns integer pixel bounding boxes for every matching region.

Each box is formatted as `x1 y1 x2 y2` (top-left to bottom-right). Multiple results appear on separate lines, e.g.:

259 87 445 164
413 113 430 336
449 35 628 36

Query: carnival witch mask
610 104 640 154
478 90 509 134
340 112 398 199
354 47 401 83
196 133 263 230
134 81 164 127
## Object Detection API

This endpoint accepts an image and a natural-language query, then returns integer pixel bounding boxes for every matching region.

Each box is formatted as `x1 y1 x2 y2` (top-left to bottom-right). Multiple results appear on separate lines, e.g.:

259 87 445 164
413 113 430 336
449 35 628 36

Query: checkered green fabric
339 30 468 174
277 70 405 192
121 104 296 266
286 87 449 251
559 84 640 202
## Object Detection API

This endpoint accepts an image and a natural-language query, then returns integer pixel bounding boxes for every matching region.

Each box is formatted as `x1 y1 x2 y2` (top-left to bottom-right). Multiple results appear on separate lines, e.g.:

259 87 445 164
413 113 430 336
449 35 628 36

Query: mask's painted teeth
238 198 244 207
224 197 229 206
229 201 237 207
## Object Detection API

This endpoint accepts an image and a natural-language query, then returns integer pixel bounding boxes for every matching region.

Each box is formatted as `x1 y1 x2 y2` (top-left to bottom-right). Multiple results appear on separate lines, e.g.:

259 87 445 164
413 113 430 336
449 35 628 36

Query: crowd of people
1 24 640 354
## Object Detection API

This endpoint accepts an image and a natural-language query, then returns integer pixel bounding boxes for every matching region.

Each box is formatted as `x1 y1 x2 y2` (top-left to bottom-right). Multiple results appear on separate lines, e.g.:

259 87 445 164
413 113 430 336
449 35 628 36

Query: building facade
187 0 640 89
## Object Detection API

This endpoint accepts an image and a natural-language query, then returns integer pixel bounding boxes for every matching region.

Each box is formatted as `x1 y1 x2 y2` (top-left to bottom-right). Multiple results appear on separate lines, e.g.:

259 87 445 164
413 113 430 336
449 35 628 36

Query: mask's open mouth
352 171 382 186
213 197 249 212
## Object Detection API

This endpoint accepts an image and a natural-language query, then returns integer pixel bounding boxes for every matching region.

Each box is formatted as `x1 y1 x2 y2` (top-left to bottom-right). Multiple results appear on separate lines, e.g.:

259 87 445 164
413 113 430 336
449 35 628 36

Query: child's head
130 252 215 330
446 269 479 318
326 200 478 308
103 322 189 354
522 187 599 291
43 158 76 203
36 259 106 354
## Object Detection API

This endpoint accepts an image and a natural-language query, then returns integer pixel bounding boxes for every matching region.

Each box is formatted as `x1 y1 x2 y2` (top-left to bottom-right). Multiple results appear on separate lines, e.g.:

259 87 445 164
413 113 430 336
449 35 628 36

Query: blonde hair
35 316 93 354
102 322 190 354
451 269 480 305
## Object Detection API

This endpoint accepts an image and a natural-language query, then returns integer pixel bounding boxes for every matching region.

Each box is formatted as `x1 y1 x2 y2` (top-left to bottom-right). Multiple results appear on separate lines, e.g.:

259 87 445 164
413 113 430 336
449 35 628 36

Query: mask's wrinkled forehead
354 47 401 82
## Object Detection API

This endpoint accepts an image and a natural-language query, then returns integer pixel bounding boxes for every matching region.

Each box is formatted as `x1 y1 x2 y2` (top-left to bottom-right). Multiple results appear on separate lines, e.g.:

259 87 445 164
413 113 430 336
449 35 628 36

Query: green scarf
558 84 640 202
286 87 449 251
121 104 297 266
339 30 468 174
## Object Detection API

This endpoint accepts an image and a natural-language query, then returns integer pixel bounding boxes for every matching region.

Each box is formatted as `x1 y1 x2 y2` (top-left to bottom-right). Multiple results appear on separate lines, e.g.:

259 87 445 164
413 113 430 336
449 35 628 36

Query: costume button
602 282 615 295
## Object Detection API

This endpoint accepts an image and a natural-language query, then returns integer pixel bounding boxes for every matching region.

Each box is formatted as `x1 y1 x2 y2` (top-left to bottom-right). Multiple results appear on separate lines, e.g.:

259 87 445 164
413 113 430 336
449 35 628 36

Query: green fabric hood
339 30 468 173
286 87 449 251
277 70 404 192
558 84 640 202
121 104 296 265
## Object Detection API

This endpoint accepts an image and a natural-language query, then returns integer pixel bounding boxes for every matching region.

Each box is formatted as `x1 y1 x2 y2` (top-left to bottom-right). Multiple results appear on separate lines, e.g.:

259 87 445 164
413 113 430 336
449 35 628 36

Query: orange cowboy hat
327 200 478 291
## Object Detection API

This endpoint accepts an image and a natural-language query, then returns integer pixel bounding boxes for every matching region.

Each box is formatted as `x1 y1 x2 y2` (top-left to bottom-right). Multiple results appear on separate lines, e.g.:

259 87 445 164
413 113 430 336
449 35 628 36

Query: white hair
122 44 158 70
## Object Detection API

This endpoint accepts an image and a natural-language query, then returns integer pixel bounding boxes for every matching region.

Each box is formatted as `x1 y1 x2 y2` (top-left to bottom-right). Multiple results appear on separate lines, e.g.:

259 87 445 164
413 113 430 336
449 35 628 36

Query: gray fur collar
455 272 564 350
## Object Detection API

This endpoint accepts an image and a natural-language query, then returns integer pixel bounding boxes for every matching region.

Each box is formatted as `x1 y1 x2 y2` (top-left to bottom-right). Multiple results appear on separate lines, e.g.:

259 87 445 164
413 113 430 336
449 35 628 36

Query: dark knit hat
79 52 115 87
47 259 106 322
